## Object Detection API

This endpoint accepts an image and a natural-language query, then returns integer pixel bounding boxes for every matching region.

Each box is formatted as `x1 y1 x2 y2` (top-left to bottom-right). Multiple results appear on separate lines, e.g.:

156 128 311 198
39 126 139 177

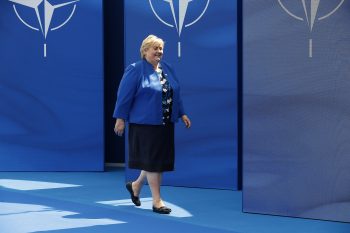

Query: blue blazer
113 59 185 125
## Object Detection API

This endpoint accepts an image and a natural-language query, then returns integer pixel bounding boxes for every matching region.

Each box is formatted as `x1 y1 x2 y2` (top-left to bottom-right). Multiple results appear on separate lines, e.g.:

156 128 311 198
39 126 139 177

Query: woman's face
145 43 163 65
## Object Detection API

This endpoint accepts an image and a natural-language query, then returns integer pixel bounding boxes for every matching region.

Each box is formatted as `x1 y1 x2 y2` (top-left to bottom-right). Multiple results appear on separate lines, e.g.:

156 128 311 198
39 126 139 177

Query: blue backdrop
243 0 350 222
0 0 104 171
124 0 238 189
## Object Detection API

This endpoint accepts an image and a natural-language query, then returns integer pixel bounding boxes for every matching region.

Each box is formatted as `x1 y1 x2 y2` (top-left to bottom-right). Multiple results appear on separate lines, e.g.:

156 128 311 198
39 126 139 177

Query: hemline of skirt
128 161 174 172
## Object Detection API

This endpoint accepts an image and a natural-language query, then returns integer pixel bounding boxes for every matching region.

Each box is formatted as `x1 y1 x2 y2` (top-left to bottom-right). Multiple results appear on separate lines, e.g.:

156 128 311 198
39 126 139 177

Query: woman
113 35 191 214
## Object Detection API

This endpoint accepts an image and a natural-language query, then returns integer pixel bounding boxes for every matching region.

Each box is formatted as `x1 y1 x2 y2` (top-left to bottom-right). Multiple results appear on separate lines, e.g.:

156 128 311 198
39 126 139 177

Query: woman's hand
181 115 191 128
114 118 125 136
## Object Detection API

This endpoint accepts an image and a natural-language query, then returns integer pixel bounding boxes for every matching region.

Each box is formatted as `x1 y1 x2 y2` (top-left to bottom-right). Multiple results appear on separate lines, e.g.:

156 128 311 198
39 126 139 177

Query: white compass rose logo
9 0 79 57
149 0 210 58
278 0 344 58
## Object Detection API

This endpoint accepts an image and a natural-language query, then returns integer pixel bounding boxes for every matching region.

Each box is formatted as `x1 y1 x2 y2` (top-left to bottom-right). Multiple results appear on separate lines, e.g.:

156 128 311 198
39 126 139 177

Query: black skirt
128 123 175 172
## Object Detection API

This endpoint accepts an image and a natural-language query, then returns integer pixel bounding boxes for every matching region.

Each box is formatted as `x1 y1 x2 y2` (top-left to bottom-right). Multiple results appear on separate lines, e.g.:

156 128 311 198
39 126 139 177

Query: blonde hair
140 35 165 59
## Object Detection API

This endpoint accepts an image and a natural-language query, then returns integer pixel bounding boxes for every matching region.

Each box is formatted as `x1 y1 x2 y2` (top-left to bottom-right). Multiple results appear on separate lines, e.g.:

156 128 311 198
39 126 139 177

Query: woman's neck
145 58 159 70
154 64 159 71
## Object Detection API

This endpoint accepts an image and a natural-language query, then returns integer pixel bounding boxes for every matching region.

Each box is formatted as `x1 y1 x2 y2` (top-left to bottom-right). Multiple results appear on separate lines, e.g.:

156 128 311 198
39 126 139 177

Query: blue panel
124 0 238 189
243 0 350 222
0 1 103 171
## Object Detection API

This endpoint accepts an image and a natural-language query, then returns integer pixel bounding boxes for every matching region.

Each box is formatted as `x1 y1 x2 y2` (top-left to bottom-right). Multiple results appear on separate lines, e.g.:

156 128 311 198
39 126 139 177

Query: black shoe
152 206 171 214
126 182 141 206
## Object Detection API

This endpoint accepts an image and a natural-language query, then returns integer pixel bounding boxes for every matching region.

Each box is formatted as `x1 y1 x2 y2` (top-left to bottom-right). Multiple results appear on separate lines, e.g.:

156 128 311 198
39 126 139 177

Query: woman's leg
146 172 165 208
132 170 147 196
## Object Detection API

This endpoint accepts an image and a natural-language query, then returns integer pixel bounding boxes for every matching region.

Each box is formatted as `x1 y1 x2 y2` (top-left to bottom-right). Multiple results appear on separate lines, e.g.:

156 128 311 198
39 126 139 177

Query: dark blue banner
0 0 103 171
124 0 238 189
243 0 350 222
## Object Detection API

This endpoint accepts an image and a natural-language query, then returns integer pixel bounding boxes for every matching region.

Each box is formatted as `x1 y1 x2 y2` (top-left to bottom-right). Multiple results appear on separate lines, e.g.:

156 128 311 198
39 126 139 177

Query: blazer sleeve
168 64 186 117
178 86 185 117
113 64 139 120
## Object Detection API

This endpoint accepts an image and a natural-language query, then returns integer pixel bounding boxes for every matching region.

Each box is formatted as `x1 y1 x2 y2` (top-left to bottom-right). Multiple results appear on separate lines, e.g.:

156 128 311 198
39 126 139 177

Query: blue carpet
0 167 349 233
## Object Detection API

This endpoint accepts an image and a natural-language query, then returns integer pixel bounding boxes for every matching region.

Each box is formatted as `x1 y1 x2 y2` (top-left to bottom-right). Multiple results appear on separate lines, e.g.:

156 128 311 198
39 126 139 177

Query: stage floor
0 167 349 233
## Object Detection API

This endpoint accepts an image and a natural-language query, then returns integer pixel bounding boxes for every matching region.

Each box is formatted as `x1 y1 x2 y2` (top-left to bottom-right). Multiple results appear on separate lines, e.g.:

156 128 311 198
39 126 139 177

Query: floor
0 167 349 233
